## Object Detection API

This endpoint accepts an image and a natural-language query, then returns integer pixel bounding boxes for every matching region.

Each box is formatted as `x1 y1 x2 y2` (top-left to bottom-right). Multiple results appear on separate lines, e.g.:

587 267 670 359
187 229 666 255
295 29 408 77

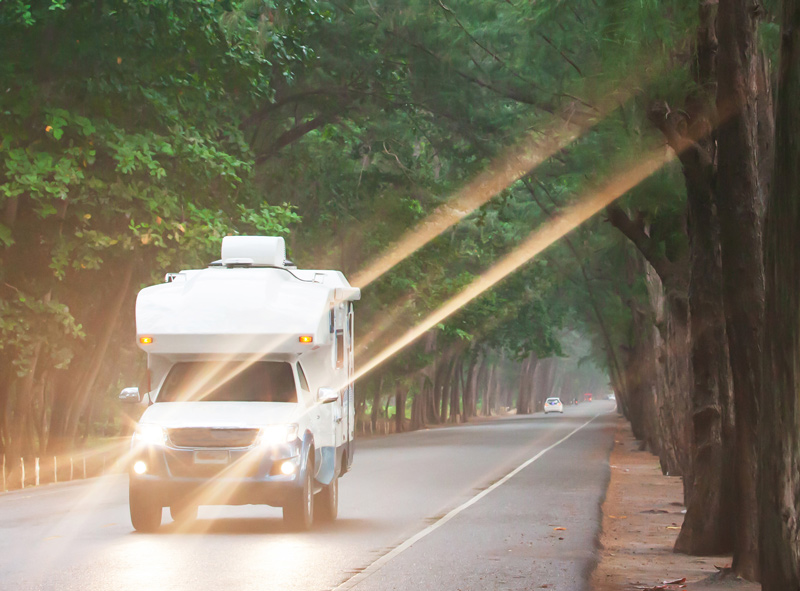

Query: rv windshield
157 361 297 403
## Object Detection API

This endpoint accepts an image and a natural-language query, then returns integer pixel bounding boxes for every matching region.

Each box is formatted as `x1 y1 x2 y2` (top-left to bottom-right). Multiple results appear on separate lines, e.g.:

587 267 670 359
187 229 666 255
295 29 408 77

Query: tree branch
241 87 347 130
647 101 714 173
436 0 538 88
254 112 339 164
538 33 583 76
380 27 559 116
605 203 676 283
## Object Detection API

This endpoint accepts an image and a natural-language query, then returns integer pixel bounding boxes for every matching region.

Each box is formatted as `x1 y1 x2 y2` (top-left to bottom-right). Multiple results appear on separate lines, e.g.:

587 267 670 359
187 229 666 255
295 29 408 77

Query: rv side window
297 363 310 392
158 361 297 403
336 330 344 369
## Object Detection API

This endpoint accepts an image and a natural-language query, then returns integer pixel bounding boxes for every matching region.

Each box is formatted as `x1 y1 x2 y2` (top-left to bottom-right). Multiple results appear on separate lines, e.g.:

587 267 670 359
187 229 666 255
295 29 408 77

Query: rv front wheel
129 482 162 533
315 476 338 522
283 454 314 531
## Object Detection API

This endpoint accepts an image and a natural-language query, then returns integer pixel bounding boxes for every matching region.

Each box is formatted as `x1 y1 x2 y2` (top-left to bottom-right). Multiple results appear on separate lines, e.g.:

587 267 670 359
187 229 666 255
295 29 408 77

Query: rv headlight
259 424 299 446
134 424 166 447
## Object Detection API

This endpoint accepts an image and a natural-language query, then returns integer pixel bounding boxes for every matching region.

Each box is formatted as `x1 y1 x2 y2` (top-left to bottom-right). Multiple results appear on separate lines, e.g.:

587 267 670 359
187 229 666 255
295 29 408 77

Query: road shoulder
591 418 760 591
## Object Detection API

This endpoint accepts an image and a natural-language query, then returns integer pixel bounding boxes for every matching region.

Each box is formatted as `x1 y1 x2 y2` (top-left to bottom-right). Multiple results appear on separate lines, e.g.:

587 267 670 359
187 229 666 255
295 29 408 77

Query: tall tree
715 0 767 578
759 0 800 586
646 1 736 555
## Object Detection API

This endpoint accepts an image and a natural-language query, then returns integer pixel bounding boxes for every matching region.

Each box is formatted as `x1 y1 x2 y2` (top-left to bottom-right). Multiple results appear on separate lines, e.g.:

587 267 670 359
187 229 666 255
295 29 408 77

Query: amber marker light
139 336 153 345
299 335 313 344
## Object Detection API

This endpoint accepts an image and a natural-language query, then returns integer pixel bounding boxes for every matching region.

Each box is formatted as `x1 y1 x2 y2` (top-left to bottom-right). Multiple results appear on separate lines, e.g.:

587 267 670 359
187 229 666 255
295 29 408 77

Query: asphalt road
0 400 617 591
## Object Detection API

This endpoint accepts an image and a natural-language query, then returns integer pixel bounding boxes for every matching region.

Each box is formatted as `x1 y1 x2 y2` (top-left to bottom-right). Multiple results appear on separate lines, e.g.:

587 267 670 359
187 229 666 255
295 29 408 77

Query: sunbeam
349 148 674 385
350 117 589 288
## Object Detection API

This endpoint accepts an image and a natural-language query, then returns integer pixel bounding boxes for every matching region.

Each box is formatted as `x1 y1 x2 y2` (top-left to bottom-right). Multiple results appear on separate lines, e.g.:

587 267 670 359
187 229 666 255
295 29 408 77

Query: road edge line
331 410 607 591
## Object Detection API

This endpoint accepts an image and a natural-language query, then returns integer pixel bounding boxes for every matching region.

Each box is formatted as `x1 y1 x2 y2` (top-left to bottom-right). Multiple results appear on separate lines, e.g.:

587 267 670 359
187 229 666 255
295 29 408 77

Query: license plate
194 450 229 464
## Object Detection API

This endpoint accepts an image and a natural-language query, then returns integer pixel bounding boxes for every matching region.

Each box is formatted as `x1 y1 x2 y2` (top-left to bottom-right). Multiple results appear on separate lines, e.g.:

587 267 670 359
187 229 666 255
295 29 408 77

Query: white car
544 397 564 414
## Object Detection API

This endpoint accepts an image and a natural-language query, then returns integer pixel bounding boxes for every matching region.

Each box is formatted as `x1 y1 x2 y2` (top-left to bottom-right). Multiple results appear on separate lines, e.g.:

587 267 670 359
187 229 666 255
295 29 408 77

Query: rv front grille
167 428 259 449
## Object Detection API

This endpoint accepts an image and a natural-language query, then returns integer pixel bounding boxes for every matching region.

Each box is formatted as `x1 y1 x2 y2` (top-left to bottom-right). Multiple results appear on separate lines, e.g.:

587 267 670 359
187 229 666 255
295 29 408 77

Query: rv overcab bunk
119 236 360 532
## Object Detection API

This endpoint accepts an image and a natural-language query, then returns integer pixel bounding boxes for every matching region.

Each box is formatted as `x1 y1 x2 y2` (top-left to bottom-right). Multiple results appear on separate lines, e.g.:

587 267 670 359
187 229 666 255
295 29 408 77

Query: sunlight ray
348 149 675 385
350 117 589 288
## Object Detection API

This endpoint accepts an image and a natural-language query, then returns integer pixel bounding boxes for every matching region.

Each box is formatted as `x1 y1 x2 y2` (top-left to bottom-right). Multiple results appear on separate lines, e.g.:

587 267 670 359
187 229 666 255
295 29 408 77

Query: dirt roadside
591 417 761 591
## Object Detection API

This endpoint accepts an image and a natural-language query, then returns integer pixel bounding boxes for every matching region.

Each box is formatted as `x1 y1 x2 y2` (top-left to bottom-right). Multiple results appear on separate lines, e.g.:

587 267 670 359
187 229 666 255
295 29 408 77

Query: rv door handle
335 417 343 423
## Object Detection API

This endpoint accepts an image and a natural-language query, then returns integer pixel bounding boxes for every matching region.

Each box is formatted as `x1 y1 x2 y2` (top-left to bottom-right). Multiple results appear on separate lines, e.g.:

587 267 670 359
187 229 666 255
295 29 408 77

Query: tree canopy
2 0 799 585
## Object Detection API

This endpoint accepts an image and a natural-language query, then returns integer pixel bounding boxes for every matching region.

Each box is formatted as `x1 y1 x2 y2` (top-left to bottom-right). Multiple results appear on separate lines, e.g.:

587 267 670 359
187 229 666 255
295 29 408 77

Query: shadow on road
142 517 377 536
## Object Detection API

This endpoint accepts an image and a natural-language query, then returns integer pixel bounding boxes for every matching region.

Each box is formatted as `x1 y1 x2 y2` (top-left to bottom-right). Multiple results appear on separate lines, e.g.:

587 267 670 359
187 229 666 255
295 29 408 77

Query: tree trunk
450 356 464 423
480 364 495 417
411 375 431 431
0 362 10 455
371 375 384 433
606 207 691 475
439 354 452 423
395 385 405 433
62 262 135 447
461 355 474 420
433 350 449 424
473 354 489 418
759 1 800 585
645 0 737 554
6 349 43 486
45 368 74 454
715 0 765 578
633 305 662 456
516 355 535 414
442 348 464 423
675 141 735 554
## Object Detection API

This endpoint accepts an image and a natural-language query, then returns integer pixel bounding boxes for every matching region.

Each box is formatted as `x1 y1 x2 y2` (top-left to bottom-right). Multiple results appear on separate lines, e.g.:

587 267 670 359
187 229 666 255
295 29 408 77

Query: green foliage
1 0 705 449
0 293 84 376
0 0 301 378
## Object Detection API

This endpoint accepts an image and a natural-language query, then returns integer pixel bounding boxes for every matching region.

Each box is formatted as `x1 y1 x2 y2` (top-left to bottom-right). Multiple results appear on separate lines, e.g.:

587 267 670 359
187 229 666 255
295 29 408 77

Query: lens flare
351 118 586 288
350 149 674 385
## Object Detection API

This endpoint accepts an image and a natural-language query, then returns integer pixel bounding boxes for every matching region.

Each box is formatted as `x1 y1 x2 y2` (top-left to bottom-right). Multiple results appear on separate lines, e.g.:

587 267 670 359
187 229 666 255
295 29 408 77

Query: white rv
119 236 359 532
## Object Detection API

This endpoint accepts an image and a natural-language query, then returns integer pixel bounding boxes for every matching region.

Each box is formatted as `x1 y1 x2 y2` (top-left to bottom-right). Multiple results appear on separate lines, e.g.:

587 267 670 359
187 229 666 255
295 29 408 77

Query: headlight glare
134 424 166 446
259 424 299 446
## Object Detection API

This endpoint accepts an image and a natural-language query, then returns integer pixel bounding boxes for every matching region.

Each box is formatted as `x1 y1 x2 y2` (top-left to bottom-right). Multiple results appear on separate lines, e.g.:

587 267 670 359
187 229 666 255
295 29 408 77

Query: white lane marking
332 411 607 590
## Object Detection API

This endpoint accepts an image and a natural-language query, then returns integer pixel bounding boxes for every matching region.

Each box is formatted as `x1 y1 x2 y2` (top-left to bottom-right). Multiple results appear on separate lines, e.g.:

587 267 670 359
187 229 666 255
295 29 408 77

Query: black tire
315 476 338 522
283 455 314 531
129 481 162 533
169 500 198 524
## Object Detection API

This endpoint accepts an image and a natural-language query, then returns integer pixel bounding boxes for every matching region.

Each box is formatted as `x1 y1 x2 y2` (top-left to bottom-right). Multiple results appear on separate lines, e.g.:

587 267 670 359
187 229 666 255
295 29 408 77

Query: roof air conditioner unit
221 236 286 267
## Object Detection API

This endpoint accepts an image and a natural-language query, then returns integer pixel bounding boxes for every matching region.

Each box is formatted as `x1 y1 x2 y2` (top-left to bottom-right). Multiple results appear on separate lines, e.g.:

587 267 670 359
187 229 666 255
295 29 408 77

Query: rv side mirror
119 387 141 404
317 387 339 404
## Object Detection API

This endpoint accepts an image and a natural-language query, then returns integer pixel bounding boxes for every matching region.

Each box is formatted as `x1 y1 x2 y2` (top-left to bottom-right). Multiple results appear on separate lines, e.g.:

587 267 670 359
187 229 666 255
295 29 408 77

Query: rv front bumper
129 441 302 507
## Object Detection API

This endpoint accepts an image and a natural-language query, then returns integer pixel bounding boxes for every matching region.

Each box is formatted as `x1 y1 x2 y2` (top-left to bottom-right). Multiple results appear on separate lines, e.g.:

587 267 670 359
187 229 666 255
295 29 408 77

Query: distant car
607 393 616 401
583 393 593 402
544 397 563 414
